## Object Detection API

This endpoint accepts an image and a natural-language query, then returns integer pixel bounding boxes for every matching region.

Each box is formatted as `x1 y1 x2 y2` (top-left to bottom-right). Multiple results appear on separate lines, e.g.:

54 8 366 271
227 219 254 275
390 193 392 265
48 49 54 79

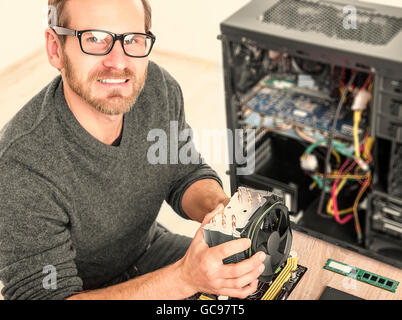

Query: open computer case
220 0 402 268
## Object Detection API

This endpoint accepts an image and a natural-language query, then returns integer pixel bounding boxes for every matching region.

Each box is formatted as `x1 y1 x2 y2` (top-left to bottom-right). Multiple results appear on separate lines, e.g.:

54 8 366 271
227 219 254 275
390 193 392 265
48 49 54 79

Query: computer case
220 0 402 268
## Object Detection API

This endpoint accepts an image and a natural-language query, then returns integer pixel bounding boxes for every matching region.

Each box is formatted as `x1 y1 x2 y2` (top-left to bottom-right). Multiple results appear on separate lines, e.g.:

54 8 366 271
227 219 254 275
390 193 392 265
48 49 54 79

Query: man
0 0 265 300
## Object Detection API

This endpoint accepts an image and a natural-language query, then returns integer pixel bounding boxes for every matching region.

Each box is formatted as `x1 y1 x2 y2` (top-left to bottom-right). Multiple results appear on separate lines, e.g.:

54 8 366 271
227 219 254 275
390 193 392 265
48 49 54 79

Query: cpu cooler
203 187 292 282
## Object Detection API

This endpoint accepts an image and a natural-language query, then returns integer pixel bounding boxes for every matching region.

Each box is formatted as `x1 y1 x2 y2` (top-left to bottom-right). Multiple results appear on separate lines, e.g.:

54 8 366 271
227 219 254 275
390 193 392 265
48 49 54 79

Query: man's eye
88 37 100 43
125 38 136 45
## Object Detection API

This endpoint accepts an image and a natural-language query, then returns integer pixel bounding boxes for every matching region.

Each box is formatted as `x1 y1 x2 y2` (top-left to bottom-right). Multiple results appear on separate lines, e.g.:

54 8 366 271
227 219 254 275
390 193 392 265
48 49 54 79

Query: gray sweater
0 61 222 300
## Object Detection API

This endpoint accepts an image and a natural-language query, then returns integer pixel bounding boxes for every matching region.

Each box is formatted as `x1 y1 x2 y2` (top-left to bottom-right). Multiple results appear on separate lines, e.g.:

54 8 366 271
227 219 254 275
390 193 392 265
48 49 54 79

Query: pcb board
243 85 366 140
324 259 399 293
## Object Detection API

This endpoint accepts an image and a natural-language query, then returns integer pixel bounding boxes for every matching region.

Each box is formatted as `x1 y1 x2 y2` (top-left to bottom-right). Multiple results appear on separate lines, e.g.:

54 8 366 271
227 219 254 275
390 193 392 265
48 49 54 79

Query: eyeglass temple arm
51 26 77 37
147 31 156 39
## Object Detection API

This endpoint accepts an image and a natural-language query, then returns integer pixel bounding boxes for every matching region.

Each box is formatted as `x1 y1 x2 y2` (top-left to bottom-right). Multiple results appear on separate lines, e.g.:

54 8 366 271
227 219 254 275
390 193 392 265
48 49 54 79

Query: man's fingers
193 223 210 246
211 237 251 260
216 279 259 299
201 203 224 228
220 260 265 289
220 251 266 279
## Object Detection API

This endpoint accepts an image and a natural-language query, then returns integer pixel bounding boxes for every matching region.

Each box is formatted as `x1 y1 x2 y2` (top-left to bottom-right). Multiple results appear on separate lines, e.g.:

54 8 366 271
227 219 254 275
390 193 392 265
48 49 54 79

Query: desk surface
288 231 402 300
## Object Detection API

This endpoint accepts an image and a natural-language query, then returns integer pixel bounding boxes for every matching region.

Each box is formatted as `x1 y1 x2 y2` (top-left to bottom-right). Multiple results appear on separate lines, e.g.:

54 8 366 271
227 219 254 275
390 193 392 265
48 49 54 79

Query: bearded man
0 0 265 300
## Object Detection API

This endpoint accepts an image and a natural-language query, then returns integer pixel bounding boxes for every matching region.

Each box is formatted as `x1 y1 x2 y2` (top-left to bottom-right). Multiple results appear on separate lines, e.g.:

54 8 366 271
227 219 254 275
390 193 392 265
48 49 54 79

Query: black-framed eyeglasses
52 26 156 58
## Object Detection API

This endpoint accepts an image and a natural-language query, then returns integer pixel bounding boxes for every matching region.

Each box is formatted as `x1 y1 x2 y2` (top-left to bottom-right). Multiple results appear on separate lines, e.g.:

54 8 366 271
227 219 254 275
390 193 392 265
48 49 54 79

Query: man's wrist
173 258 198 299
208 192 230 212
181 179 230 222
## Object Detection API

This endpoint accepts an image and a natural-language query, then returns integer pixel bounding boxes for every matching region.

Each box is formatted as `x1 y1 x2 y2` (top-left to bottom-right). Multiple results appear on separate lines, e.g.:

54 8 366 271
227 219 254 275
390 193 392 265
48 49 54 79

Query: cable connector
351 90 371 111
300 154 318 172
355 157 369 172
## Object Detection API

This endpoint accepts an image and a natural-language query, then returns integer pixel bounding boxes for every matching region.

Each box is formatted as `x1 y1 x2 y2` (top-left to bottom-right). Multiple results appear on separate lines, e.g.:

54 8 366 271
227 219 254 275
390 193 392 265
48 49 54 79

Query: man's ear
45 28 64 71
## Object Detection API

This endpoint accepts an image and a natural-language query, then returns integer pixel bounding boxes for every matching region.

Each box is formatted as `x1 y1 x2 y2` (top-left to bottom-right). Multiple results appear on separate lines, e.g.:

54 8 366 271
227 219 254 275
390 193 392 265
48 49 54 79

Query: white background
0 0 250 72
2 0 401 73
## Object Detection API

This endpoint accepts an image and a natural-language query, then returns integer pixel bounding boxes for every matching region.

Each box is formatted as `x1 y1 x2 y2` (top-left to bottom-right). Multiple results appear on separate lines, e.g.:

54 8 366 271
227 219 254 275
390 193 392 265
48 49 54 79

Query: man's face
60 0 149 116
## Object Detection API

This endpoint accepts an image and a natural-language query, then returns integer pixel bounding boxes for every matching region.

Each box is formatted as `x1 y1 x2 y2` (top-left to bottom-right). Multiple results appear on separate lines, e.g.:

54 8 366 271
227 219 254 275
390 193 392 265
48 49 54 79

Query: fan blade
255 230 269 250
262 255 273 276
278 230 288 253
271 251 283 266
283 231 292 255
277 210 284 230
257 243 266 252
266 231 280 256
278 230 287 245
278 230 292 255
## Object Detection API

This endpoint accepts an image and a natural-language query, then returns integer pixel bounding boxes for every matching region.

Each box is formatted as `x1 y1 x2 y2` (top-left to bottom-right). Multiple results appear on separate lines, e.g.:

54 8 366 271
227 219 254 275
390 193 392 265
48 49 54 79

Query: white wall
0 0 48 72
0 0 250 73
2 0 402 73
150 0 250 64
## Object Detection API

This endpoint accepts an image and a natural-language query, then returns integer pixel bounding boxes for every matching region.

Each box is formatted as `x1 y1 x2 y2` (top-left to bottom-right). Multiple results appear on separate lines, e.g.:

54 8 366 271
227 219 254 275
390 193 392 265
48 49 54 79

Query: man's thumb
201 203 224 228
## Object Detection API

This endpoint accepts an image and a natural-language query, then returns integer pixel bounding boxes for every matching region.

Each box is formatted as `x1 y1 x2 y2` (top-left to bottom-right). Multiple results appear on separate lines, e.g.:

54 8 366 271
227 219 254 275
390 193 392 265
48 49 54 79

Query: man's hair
48 0 152 45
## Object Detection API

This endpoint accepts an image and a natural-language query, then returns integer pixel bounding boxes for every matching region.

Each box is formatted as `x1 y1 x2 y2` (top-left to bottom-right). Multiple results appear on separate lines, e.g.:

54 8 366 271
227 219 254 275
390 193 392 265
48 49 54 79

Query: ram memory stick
324 259 399 293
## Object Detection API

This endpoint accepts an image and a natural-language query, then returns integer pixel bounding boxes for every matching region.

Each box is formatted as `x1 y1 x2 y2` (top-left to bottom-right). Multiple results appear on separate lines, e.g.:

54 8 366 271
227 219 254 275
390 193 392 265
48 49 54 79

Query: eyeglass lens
81 31 153 56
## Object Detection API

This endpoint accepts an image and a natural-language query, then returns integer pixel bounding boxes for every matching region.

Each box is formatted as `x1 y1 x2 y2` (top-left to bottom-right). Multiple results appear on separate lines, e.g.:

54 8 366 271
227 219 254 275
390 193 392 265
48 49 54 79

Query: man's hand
178 204 266 299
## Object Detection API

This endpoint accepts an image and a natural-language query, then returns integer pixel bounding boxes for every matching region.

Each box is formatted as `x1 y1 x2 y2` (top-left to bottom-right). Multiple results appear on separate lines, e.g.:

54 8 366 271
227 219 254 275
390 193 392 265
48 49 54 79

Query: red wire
332 140 371 228
332 159 355 225
361 73 373 91
353 176 371 235
340 67 346 87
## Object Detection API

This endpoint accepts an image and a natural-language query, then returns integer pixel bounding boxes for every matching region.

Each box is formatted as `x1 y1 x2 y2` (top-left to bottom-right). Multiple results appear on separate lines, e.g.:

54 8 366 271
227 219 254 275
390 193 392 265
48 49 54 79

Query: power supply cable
316 72 357 218
331 159 356 224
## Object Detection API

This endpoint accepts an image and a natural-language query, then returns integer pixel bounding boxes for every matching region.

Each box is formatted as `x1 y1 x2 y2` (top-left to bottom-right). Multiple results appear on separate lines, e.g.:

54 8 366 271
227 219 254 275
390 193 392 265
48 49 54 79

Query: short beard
62 52 147 116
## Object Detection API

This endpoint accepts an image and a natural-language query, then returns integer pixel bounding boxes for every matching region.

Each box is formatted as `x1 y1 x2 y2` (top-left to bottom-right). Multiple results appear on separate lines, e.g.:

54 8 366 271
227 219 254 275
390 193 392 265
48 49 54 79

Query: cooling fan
203 187 292 282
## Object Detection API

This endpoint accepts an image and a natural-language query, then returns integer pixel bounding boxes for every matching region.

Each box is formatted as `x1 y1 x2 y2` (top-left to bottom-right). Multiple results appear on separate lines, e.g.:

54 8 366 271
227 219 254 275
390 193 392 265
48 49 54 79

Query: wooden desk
288 231 402 300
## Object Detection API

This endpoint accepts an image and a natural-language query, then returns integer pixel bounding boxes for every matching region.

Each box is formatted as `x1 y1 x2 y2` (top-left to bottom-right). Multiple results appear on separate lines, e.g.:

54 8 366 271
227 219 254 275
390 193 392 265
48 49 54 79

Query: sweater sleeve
0 159 83 300
164 78 223 219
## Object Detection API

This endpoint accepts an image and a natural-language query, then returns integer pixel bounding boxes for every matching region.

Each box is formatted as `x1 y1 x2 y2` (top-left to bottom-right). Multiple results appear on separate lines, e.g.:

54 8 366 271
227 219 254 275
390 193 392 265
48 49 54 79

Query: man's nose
102 40 129 70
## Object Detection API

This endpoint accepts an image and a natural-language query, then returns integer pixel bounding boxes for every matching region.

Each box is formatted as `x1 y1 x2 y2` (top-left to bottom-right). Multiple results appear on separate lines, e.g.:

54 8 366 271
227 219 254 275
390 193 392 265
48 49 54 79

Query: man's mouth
97 78 130 84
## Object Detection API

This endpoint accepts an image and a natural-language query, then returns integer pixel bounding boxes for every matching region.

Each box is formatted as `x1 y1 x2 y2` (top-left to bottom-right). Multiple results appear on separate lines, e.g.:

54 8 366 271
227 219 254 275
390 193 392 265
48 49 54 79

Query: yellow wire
318 174 368 180
331 150 341 169
363 137 375 161
353 174 371 236
353 111 362 160
326 178 354 216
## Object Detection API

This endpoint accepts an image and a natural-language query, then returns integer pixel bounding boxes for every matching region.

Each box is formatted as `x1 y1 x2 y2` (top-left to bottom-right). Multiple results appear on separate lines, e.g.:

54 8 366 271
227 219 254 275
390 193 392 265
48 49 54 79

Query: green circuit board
324 259 399 293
